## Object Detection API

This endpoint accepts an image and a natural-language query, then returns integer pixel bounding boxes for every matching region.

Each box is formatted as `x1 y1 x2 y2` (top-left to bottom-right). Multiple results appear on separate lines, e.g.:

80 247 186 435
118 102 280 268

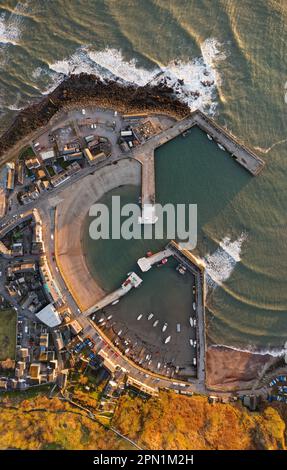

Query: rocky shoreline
0 73 190 158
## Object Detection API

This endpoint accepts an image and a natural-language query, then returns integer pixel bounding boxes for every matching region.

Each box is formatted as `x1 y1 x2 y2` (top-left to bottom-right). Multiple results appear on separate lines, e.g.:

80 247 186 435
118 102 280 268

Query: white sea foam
204 232 247 289
0 2 27 46
44 38 226 114
212 343 287 358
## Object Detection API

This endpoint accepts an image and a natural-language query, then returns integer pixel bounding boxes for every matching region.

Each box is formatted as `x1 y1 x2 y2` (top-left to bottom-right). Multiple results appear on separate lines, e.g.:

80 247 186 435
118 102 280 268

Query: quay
133 110 265 224
137 248 172 272
83 272 142 316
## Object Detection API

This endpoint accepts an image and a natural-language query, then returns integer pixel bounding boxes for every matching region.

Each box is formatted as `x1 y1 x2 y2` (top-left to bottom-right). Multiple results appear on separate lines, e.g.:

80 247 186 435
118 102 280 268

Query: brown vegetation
0 394 131 450
0 390 286 450
113 392 286 450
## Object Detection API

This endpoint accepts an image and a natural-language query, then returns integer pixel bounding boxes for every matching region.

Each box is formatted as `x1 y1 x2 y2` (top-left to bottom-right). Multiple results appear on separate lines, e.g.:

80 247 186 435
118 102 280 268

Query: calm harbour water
1 0 287 352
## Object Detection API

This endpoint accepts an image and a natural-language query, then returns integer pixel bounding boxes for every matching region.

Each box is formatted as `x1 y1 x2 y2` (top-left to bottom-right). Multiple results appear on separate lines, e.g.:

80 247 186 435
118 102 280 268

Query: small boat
190 339 194 346
117 330 122 336
98 318 105 323
162 322 168 332
193 340 197 348
193 358 197 366
148 313 154 320
137 314 143 321
189 317 194 327
157 362 161 369
217 143 225 151
194 319 197 327
125 348 129 354
164 335 171 344
153 320 159 327
192 302 196 311
207 134 212 140
107 315 113 320
112 299 119 305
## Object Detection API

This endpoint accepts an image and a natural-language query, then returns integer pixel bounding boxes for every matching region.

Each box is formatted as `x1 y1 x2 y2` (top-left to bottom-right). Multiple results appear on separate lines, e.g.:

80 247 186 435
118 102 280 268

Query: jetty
83 272 142 316
133 110 265 224
137 248 172 272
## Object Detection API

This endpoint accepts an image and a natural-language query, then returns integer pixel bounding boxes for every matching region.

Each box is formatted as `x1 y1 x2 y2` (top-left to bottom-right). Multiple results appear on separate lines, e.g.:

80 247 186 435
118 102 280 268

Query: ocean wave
40 38 226 114
204 232 247 289
211 343 287 358
0 1 28 46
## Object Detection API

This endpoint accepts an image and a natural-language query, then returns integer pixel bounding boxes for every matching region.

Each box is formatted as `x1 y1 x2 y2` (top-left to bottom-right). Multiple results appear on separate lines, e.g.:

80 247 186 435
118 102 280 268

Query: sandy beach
55 158 141 311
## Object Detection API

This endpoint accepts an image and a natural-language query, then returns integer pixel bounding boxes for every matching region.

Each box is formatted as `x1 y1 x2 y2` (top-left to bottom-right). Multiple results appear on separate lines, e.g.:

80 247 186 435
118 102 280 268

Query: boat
193 358 197 366
189 317 194 327
107 315 113 320
162 322 168 332
207 134 212 140
164 335 171 344
137 314 143 320
176 263 186 275
192 302 196 311
193 340 197 348
194 319 197 327
148 313 154 320
117 330 122 336
190 339 194 346
153 320 159 327
157 362 161 369
217 143 225 151
98 318 105 323
125 348 129 354
111 299 119 305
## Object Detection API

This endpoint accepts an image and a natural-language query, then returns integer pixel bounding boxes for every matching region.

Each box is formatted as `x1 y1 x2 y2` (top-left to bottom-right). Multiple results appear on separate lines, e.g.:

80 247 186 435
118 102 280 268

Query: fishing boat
153 320 159 327
207 134 212 140
189 317 194 327
162 322 168 332
137 314 143 320
190 339 194 346
164 335 171 344
148 313 154 320
217 143 225 151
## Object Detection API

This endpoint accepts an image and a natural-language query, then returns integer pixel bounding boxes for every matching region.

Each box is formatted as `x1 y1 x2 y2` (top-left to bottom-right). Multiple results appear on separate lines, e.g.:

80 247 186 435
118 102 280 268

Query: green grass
19 146 35 161
0 308 16 361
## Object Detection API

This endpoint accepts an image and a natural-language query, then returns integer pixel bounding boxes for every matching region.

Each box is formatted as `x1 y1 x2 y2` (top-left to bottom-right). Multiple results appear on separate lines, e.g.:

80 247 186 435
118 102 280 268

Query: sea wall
55 158 141 311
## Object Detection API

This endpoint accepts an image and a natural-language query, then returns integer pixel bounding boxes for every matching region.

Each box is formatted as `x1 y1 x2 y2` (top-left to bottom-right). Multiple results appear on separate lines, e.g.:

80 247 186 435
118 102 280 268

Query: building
50 173 70 188
57 369 69 389
6 163 15 191
70 320 83 336
29 363 41 382
25 157 41 169
0 188 6 218
36 304 62 328
40 149 55 163
84 148 107 165
54 330 64 350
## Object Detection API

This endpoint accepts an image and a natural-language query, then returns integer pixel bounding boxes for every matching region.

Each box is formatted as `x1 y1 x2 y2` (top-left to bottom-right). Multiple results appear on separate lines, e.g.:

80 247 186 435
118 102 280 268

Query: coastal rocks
0 73 190 158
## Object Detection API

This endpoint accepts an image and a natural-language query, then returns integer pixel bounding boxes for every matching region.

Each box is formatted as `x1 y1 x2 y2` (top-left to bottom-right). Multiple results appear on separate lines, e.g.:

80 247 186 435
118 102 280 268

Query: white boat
137 314 143 320
190 339 194 346
112 299 119 305
192 302 196 311
125 348 129 354
157 362 161 369
117 330 122 336
164 335 171 344
98 318 105 323
107 315 113 320
194 319 197 327
189 317 194 327
207 134 212 140
217 143 225 151
193 357 197 366
153 320 159 327
193 340 197 348
162 322 168 332
148 313 154 320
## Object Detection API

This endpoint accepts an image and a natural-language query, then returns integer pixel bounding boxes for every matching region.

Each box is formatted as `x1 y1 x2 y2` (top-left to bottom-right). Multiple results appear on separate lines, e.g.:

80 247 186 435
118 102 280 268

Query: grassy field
0 308 16 361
